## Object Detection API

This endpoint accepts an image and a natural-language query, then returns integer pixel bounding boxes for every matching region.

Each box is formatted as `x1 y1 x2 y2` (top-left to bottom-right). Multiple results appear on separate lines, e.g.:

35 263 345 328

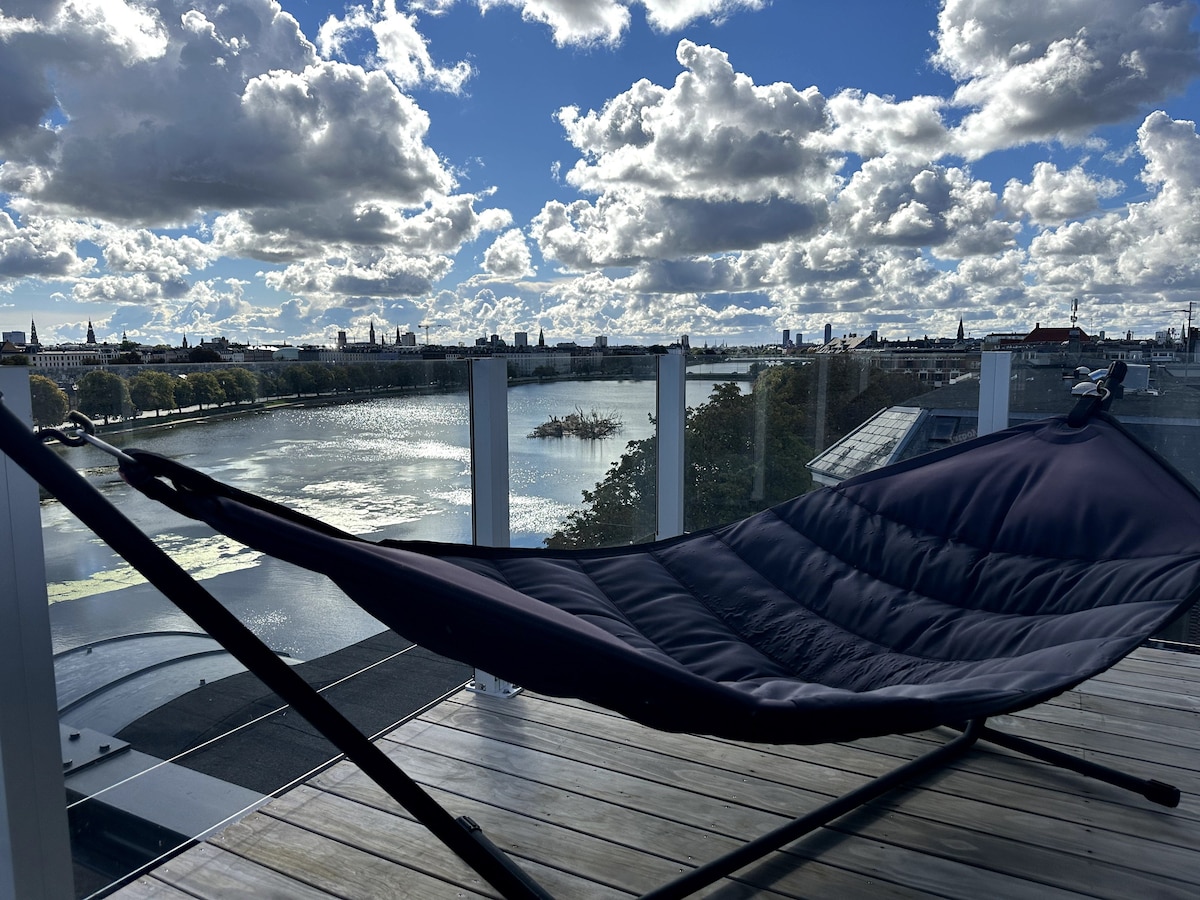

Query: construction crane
419 323 433 346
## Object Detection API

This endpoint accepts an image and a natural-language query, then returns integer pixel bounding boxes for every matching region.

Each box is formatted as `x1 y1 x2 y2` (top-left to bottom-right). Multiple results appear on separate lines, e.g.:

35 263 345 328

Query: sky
4 1 1200 349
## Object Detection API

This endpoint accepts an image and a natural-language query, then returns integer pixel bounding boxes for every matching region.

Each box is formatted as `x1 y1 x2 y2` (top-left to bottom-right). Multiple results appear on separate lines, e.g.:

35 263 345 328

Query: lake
42 376 733 659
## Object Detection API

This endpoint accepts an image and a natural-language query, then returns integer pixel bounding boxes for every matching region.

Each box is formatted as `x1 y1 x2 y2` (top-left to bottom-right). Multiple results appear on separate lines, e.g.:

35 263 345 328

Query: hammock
0 365 1192 899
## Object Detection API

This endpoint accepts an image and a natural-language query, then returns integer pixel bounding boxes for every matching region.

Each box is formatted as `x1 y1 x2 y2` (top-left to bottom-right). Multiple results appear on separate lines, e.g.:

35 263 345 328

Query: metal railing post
978 351 1012 435
0 368 75 900
466 358 519 697
656 350 686 539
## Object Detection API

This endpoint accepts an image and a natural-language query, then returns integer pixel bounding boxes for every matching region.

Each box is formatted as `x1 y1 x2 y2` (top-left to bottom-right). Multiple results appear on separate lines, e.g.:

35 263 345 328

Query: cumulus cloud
473 0 763 46
935 0 1200 155
0 212 93 279
1024 113 1200 313
534 40 835 268
1002 163 1124 225
482 228 536 278
0 0 509 320
821 91 949 163
318 0 473 91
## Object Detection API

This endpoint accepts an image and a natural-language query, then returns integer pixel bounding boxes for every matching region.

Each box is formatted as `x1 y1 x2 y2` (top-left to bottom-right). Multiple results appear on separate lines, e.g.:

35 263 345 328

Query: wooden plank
209 812 492 899
317 741 1090 900
104 878 197 900
140 843 342 900
265 784 630 899
1136 646 1200 668
439 693 1200 822
416 697 1200 896
428 690 1200 856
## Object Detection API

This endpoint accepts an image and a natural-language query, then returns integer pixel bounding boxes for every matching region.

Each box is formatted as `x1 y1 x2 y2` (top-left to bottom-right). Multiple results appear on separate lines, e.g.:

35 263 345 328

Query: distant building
514 331 528 348
594 335 608 348
824 323 833 345
1021 323 1090 344
2 331 27 344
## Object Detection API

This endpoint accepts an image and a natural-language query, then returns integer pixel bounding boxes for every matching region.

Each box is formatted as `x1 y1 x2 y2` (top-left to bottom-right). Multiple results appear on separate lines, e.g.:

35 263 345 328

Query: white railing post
978 351 1012 435
0 368 75 900
656 350 686 540
466 358 518 697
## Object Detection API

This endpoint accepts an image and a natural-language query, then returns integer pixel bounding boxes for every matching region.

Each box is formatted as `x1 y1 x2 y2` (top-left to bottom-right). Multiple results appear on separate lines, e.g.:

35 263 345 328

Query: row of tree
25 360 474 427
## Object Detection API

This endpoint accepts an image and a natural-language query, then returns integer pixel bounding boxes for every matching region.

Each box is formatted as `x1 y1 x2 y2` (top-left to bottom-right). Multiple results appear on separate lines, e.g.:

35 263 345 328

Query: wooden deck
111 646 1200 899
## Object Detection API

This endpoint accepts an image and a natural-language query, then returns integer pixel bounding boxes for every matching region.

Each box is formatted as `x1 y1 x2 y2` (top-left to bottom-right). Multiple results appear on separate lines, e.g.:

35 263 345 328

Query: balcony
2 352 1198 898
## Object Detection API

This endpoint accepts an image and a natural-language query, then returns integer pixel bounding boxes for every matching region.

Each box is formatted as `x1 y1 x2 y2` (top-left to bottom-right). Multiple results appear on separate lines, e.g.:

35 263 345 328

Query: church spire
957 316 964 341
86 320 97 344
538 327 544 348
29 318 38 346
369 320 376 345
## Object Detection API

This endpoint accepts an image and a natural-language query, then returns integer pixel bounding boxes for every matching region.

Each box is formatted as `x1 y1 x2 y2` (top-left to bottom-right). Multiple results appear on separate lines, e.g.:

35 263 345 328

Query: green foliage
77 370 131 423
127 370 176 417
546 359 928 549
29 375 69 428
186 371 225 409
173 376 194 410
214 367 258 404
1 354 30 365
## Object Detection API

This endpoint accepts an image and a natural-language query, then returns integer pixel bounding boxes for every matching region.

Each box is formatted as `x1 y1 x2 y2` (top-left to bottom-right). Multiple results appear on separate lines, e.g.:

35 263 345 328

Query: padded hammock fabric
121 412 1200 746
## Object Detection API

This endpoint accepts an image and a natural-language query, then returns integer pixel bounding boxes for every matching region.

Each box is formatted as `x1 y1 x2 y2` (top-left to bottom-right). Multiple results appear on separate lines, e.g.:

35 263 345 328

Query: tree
77 370 131 424
186 371 225 410
173 376 194 411
128 370 176 417
29 375 69 428
214 368 258 404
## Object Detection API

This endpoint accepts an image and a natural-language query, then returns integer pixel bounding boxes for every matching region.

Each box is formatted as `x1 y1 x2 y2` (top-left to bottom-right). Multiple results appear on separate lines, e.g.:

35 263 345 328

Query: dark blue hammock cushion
128 414 1200 745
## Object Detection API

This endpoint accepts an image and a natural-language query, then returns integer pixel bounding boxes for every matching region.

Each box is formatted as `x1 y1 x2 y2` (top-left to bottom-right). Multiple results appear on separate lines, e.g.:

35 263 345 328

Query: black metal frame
0 394 1180 900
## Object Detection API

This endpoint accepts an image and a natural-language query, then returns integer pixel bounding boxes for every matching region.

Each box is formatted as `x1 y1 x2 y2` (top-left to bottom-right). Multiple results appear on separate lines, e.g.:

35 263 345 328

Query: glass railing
684 353 942 526
1007 352 1200 649
511 354 659 548
8 348 1198 898
36 358 478 897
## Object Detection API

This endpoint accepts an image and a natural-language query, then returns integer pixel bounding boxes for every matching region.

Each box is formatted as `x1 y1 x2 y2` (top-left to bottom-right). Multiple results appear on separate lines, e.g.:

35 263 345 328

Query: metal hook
36 411 137 465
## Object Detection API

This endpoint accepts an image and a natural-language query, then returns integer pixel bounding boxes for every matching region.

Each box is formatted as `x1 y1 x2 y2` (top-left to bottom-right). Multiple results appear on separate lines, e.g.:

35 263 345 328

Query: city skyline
3 1 1200 348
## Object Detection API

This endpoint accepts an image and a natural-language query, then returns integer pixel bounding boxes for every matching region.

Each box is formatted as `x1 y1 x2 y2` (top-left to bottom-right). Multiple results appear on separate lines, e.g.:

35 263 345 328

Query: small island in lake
529 407 623 439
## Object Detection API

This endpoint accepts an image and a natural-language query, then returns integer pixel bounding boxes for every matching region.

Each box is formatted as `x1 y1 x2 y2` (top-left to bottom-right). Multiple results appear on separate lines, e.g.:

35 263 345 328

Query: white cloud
473 0 763 46
318 0 473 92
1002 162 1124 225
482 228 536 278
821 91 948 163
935 0 1200 155
535 40 834 268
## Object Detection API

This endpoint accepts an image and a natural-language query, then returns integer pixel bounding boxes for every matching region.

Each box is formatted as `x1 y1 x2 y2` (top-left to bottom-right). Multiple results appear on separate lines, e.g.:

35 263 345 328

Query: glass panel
683 353 943 531
1006 345 1200 649
43 357 473 896
518 353 660 548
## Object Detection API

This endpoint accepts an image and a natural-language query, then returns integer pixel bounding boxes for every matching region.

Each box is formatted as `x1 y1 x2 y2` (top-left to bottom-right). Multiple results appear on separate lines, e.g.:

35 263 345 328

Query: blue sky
3 1 1200 348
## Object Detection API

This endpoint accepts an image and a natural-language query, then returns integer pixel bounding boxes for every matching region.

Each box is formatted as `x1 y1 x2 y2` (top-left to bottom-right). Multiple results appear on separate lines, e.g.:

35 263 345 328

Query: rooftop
108 645 1199 899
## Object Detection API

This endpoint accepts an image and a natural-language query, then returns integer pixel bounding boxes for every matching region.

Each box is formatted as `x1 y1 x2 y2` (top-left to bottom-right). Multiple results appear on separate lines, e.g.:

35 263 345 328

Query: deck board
110 648 1200 899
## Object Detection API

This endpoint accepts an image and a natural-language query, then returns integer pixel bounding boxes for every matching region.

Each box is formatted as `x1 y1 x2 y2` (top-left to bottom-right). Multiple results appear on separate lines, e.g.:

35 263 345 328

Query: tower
369 321 376 345
86 321 96 344
538 328 545 348
957 317 964 341
29 319 38 346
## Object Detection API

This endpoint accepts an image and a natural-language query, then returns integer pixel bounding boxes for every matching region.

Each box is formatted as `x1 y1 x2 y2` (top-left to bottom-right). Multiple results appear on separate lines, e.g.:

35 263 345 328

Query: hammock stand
0 367 1191 900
